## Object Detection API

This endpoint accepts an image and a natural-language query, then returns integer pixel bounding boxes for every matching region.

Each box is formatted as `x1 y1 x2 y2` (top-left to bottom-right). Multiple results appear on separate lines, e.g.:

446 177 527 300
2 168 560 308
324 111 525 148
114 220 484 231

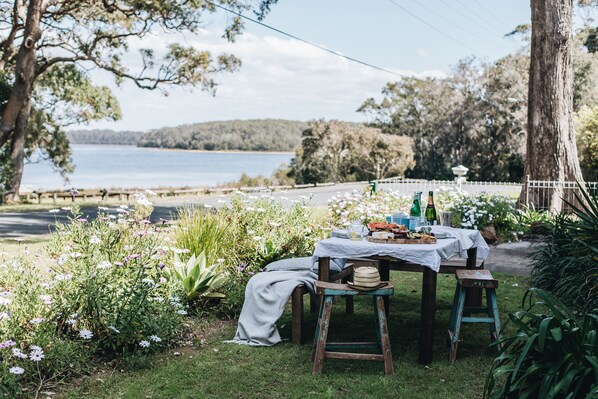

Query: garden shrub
1 196 188 395
449 192 518 239
485 288 598 399
175 193 326 317
530 184 598 312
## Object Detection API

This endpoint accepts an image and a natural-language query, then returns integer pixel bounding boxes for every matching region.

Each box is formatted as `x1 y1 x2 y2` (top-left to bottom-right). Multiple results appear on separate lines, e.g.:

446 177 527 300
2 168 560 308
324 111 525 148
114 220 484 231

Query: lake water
21 145 294 191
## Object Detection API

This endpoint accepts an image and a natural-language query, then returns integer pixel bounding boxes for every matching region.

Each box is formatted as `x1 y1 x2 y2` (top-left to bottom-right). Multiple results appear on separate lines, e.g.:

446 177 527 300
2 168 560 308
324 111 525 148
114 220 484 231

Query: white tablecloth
312 226 489 273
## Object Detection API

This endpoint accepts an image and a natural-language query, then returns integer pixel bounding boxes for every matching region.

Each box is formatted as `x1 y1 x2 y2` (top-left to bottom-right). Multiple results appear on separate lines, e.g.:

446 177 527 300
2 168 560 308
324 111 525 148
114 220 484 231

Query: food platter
366 236 437 245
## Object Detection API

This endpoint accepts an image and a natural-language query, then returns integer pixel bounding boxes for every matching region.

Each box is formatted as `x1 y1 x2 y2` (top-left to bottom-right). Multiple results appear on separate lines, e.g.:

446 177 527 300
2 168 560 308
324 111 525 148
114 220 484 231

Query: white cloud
83 30 443 131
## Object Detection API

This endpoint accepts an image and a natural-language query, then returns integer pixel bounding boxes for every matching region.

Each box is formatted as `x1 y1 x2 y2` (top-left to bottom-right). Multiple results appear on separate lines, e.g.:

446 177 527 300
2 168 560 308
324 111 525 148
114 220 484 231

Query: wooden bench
447 269 501 363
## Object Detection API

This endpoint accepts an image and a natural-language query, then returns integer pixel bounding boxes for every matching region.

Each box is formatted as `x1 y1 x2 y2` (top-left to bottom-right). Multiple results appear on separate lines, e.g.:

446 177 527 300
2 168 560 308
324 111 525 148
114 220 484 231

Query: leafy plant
169 252 227 301
449 192 517 239
508 204 553 236
485 288 598 399
530 183 598 312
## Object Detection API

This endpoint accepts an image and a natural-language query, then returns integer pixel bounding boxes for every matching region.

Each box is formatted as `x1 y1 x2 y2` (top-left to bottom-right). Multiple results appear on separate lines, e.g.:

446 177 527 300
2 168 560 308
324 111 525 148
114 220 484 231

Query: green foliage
530 183 598 312
574 106 598 181
508 205 553 236
168 253 227 301
485 288 598 399
45 205 185 355
138 119 306 152
174 194 326 317
293 120 414 184
359 56 528 182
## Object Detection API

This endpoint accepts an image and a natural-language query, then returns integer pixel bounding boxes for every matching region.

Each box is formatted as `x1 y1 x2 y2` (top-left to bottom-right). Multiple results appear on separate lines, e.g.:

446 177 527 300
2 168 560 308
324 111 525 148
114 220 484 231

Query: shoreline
72 143 295 155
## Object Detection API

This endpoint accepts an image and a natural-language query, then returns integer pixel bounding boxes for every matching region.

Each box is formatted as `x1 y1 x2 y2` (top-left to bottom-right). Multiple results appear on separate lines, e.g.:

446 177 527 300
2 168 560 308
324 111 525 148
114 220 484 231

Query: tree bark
0 0 43 148
4 98 30 203
522 0 584 212
0 0 43 202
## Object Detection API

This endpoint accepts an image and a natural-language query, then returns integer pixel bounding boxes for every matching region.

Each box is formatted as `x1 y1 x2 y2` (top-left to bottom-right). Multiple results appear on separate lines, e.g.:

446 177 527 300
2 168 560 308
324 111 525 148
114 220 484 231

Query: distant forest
67 119 307 152
67 129 145 145
138 119 306 151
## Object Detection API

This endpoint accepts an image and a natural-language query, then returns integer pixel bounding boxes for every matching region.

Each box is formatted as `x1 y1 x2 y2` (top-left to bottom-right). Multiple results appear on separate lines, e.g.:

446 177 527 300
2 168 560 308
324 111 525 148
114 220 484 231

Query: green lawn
57 272 527 399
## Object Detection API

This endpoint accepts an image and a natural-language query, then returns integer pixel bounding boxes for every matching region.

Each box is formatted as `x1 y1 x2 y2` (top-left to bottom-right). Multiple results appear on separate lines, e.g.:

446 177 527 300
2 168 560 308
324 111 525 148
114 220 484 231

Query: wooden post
419 267 437 365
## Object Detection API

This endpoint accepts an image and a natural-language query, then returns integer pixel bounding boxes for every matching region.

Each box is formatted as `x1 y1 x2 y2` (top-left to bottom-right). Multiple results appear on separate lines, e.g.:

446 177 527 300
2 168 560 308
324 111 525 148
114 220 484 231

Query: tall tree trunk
0 0 43 202
0 0 42 148
4 99 30 203
522 0 584 212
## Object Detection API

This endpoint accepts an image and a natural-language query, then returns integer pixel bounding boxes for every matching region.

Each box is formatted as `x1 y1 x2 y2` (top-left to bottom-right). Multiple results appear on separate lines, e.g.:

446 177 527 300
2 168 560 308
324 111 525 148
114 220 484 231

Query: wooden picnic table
313 227 489 365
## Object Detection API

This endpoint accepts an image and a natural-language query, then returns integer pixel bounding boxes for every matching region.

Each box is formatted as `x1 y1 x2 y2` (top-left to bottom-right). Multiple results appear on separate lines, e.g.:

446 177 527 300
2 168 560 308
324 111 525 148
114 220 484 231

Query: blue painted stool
448 269 501 364
312 281 394 375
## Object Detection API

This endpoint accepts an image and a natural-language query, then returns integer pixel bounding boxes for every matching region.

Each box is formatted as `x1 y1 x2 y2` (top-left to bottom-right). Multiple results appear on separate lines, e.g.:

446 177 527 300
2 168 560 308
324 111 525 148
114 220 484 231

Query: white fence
374 176 597 212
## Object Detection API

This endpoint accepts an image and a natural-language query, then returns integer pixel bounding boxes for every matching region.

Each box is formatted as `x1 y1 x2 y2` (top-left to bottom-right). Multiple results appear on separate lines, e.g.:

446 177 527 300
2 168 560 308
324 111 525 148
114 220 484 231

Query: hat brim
347 281 389 291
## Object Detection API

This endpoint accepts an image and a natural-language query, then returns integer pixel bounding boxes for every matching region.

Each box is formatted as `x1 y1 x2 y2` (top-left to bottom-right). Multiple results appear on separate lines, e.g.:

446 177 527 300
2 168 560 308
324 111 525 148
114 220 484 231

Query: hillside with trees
137 119 307 152
67 130 145 145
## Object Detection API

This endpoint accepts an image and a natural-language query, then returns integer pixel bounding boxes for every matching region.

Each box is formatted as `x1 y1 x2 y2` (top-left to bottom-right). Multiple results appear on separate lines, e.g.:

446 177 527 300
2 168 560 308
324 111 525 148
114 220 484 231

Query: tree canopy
0 0 278 202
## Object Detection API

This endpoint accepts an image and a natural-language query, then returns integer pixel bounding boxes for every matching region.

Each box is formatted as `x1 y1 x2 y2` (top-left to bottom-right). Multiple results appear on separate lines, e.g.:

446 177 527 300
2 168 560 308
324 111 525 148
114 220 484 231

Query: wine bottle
425 191 437 225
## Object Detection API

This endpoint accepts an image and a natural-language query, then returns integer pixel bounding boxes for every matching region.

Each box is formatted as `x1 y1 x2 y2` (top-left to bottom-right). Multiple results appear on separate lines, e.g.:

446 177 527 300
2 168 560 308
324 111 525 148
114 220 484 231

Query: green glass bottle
425 191 437 225
410 192 422 228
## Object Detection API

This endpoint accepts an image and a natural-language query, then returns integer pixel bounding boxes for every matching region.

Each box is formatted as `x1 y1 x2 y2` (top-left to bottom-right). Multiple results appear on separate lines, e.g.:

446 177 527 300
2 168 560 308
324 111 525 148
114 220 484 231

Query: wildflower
39 295 52 305
252 236 263 241
217 258 225 264
0 340 16 349
89 236 101 244
57 254 68 265
9 366 24 375
139 340 150 348
29 349 44 362
77 218 87 223
55 273 73 281
153 296 165 302
159 277 167 284
120 204 129 209
108 325 120 334
177 309 188 315
66 318 76 325
141 278 155 286
48 209 60 213
12 348 27 359
70 252 83 258
79 329 93 339
149 335 162 343
61 207 72 211
30 318 45 325
97 261 112 269
203 204 213 208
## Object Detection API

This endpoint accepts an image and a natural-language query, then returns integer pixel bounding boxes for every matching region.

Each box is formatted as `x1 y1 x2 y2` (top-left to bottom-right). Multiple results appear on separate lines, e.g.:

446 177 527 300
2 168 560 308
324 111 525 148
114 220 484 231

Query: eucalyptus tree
525 0 585 211
0 0 277 202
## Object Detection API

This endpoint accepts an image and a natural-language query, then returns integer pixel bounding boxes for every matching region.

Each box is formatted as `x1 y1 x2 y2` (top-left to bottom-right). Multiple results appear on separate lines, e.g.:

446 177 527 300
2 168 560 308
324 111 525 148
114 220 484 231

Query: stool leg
486 288 501 348
373 296 382 350
375 295 394 375
312 295 333 375
449 285 466 364
291 287 304 345
447 283 461 348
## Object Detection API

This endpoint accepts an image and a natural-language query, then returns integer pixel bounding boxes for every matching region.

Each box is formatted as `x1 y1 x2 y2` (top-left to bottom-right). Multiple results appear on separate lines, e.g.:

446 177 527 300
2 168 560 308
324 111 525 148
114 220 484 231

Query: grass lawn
57 271 528 399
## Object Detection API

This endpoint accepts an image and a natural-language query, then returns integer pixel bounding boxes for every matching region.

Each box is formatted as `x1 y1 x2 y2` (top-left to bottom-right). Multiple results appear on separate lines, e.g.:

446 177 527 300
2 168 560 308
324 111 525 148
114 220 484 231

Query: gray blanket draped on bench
227 257 344 346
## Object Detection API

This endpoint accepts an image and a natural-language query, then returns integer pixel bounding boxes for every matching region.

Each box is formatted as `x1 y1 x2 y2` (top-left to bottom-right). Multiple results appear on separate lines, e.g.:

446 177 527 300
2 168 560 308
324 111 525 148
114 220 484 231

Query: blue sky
85 0 530 132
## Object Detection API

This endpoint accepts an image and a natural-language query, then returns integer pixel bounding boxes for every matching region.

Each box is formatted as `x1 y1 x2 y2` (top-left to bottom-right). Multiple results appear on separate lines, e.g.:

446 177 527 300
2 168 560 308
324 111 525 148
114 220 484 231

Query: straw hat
348 267 388 291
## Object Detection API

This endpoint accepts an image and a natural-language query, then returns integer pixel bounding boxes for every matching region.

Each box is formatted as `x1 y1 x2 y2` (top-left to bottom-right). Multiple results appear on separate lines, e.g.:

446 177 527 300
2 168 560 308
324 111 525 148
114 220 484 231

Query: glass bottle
425 191 438 225
410 192 422 229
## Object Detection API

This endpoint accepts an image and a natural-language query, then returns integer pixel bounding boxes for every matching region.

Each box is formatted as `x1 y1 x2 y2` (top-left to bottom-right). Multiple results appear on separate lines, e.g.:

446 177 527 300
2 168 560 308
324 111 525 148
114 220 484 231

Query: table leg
378 259 390 318
317 257 330 309
420 267 437 365
464 247 482 307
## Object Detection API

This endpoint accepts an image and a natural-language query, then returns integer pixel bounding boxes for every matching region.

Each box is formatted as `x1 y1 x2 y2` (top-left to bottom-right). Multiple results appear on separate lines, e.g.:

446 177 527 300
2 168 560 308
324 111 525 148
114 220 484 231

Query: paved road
0 183 368 238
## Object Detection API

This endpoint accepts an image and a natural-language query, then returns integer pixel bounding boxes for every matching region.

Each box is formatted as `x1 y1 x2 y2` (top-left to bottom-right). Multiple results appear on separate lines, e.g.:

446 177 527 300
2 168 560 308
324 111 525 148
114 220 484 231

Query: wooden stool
311 281 394 375
447 269 501 364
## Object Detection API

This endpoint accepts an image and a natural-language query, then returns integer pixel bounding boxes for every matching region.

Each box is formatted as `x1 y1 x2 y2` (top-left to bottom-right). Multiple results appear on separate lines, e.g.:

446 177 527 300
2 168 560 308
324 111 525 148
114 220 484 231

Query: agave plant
169 252 227 300
484 288 598 399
